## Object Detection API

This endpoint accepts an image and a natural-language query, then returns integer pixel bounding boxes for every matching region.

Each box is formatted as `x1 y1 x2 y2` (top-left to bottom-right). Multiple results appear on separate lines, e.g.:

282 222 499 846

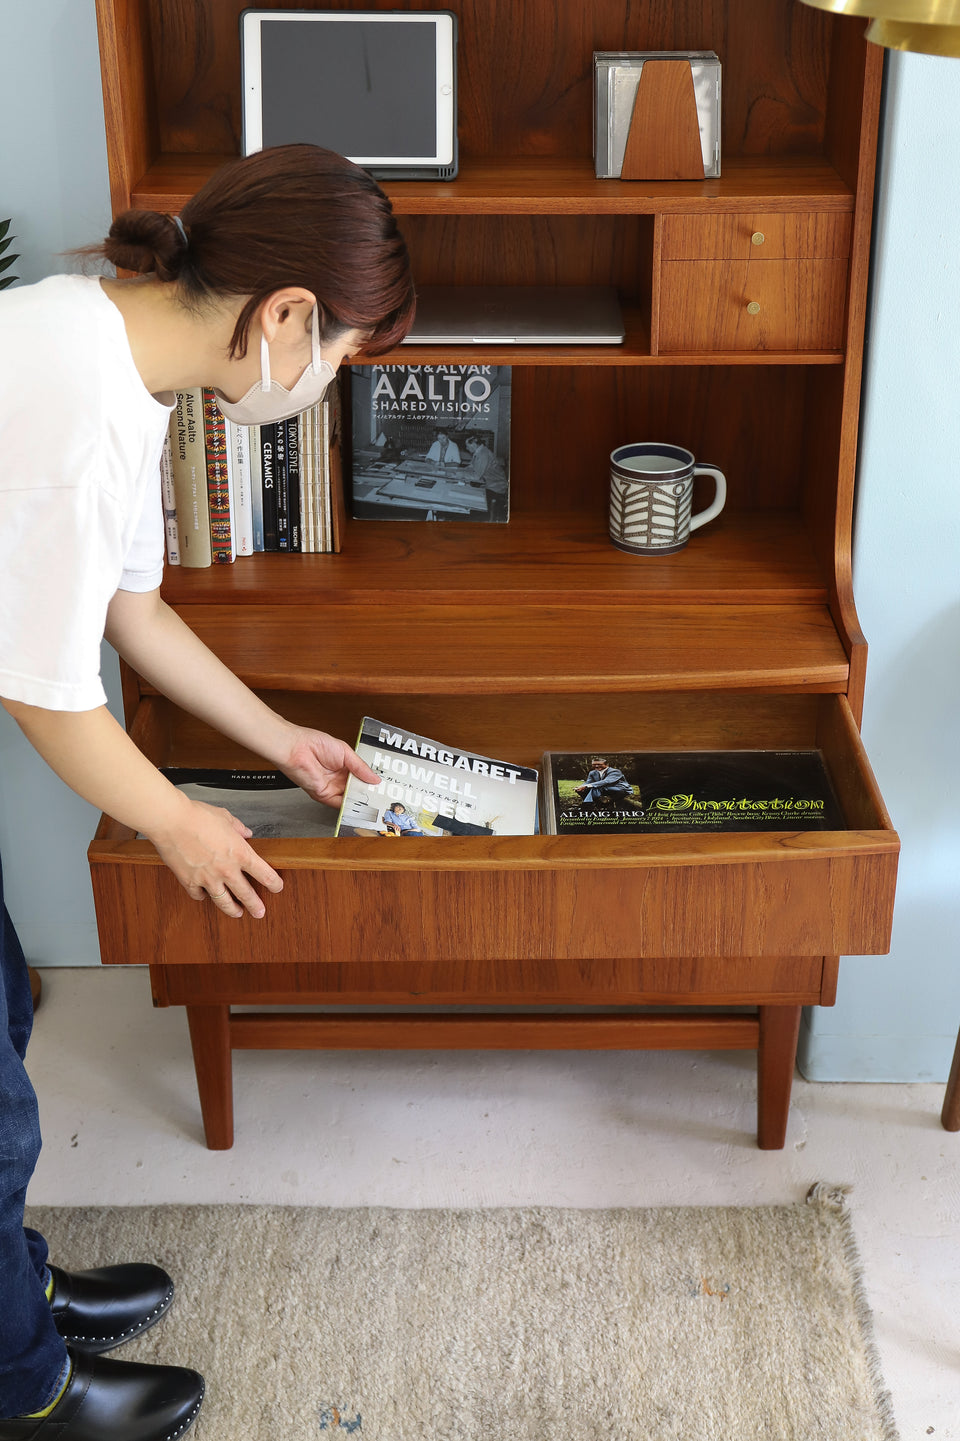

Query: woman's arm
104 588 379 804
0 697 283 919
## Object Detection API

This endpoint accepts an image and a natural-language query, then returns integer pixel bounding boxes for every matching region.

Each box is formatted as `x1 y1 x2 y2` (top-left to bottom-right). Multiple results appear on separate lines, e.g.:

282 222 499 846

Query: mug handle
689 465 726 532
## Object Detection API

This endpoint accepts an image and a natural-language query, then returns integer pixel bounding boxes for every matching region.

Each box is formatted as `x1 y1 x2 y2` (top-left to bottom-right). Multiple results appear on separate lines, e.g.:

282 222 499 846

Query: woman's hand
146 795 284 920
277 724 381 807
0 695 286 919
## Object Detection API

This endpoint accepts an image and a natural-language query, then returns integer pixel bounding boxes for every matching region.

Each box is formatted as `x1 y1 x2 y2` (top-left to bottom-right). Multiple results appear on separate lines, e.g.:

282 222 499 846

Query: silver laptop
403 285 625 345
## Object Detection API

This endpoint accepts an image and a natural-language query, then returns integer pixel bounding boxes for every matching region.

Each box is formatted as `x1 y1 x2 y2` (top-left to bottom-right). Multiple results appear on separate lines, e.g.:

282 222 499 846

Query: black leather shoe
0 1350 204 1441
48 1264 174 1355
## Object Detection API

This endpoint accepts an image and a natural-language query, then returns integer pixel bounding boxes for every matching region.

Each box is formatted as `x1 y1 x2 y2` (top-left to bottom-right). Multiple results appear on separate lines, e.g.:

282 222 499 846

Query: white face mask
214 304 336 426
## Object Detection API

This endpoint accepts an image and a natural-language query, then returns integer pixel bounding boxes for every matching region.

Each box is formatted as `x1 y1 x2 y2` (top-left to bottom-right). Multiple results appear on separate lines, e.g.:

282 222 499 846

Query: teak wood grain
128 155 858 218
620 60 705 181
658 259 849 352
160 513 832 609
92 1 893 1149
149 602 851 695
660 212 853 261
90 830 897 969
152 955 831 1009
131 0 835 167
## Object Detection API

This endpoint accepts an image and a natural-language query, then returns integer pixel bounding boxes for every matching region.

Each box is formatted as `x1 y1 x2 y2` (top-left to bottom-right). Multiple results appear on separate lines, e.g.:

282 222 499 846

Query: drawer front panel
89 694 897 968
661 212 853 260
90 838 897 966
659 259 848 352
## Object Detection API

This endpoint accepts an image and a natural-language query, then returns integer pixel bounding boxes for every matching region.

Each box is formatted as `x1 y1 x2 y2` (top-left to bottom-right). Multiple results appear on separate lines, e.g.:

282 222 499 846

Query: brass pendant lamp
798 0 960 55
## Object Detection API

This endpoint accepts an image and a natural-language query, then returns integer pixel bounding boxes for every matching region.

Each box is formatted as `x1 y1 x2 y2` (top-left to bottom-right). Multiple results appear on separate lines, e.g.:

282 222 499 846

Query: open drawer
88 690 898 967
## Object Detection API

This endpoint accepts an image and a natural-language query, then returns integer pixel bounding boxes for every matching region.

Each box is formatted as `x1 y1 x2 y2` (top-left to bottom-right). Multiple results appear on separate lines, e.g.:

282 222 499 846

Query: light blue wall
1 6 957 1078
0 0 121 965
798 48 960 1081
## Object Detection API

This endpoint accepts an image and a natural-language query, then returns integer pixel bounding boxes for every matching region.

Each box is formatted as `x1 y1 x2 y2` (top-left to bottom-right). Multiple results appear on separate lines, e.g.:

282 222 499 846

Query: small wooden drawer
658 258 849 352
658 211 851 354
88 692 898 968
660 212 853 261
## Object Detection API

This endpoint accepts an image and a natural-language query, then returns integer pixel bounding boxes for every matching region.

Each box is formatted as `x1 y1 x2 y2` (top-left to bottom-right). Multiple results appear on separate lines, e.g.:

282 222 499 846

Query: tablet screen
243 12 455 168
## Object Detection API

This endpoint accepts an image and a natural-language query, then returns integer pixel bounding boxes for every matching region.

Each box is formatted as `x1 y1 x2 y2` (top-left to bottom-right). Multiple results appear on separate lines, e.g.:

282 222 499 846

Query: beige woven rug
26 1187 898 1441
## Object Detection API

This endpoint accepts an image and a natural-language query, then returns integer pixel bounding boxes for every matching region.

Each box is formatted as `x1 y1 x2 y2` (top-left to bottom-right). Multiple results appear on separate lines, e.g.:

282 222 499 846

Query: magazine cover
540 750 846 835
335 718 538 837
156 769 339 838
349 364 511 522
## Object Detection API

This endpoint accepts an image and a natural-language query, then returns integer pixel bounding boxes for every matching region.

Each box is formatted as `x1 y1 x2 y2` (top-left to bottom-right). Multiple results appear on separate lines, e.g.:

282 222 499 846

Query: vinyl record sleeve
540 749 845 835
155 769 339 839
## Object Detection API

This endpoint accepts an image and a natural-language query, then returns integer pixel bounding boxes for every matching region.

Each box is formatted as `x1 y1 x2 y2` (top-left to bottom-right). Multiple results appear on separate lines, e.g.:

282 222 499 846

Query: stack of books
160 386 344 567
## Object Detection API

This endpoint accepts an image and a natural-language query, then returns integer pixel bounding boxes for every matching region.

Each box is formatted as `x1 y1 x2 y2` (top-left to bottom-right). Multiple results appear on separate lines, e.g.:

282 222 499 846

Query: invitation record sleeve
540 750 846 835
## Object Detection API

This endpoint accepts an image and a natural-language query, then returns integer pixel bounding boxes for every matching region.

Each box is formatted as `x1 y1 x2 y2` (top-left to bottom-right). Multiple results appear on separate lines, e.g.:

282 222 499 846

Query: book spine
223 413 238 562
159 429 180 565
316 397 329 552
170 389 211 567
248 426 264 551
202 389 233 563
328 388 346 552
227 420 255 557
299 410 314 553
308 409 320 553
285 417 302 552
274 417 290 551
313 403 324 550
259 423 279 551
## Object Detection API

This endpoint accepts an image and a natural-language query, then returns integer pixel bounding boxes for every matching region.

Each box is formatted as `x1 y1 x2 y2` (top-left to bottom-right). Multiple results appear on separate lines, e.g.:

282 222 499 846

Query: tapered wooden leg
941 1025 960 1131
757 1004 802 1150
186 1004 234 1150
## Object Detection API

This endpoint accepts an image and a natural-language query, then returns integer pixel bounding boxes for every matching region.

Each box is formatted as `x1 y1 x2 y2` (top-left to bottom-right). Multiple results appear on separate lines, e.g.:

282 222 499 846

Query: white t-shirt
0 274 173 710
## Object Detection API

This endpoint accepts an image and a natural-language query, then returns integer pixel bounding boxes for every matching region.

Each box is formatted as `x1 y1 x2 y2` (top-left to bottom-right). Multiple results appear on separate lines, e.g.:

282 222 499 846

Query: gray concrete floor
25 967 960 1437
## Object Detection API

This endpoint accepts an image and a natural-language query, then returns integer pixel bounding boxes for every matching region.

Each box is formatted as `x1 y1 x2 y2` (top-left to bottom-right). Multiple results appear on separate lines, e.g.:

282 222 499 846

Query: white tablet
240 9 458 179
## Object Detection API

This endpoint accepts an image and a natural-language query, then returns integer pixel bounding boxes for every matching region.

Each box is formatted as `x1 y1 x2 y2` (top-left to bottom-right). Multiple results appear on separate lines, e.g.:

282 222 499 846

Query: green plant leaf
0 220 19 287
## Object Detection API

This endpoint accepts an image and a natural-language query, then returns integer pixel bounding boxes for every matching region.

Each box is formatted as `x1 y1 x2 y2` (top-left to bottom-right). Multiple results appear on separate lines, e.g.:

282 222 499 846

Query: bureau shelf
382 341 845 369
152 600 849 696
160 512 831 608
93 0 896 1150
127 154 857 218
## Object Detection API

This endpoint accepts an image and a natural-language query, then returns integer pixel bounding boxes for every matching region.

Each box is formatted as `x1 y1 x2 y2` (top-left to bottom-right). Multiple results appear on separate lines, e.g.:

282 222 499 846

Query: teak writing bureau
89 0 899 1150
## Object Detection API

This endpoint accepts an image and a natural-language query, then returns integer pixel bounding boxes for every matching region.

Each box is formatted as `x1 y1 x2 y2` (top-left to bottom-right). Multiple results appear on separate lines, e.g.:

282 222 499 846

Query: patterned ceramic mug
609 443 726 556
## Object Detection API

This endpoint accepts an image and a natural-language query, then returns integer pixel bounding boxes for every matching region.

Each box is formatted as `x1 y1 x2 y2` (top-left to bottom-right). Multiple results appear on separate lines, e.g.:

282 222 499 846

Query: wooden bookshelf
90 0 898 1151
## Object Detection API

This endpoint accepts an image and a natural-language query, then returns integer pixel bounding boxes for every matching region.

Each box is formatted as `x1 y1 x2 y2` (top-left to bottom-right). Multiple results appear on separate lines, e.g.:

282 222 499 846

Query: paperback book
159 391 342 565
349 364 511 522
169 388 211 567
335 718 538 837
157 769 339 838
539 750 846 835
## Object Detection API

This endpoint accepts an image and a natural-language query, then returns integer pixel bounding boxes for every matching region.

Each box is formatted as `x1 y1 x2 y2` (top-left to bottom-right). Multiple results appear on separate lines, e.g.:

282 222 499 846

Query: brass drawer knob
751 231 765 246
746 300 761 315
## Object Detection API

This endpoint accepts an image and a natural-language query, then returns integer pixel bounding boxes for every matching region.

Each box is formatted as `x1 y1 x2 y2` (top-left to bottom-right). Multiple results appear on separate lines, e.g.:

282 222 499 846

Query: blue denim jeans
0 861 70 1418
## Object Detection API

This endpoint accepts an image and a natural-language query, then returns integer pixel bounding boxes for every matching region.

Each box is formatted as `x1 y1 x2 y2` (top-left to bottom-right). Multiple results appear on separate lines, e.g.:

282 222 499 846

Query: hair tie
173 215 188 247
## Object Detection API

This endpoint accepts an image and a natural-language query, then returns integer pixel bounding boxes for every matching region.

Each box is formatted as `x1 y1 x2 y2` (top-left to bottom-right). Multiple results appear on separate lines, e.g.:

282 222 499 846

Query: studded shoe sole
0 1351 204 1441
49 1265 175 1356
